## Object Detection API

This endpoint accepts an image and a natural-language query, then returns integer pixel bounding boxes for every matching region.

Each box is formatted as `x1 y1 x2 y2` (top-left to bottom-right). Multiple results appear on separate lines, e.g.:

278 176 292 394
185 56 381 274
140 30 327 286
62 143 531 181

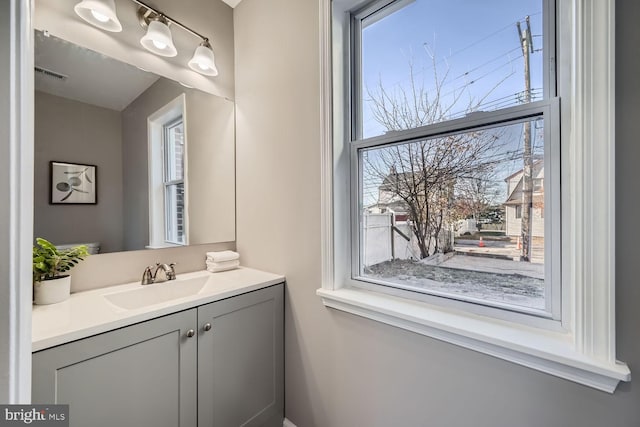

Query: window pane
359 118 546 311
164 120 185 182
360 0 544 138
164 183 185 245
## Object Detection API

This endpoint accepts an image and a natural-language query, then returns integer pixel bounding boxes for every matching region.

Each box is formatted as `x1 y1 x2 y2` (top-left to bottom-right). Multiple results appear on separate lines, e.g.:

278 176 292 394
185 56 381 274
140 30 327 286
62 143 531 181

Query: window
147 94 188 249
515 205 522 219
162 118 186 245
351 0 559 321
533 178 544 192
319 0 629 392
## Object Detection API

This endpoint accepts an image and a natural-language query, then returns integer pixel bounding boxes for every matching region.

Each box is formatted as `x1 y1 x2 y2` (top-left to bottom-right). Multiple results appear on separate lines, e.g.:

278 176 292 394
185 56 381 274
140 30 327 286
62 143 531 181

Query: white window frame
349 0 562 325
350 103 562 326
147 94 189 249
318 0 630 392
162 117 186 245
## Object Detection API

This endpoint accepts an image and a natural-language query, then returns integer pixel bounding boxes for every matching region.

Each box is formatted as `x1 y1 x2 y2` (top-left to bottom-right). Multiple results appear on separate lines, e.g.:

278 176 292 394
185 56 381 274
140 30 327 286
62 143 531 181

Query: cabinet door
32 309 198 427
198 284 284 427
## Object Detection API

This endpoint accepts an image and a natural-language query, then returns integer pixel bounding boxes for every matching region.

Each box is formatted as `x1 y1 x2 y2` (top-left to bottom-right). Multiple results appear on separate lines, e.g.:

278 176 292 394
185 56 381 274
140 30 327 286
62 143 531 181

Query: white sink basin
104 276 208 310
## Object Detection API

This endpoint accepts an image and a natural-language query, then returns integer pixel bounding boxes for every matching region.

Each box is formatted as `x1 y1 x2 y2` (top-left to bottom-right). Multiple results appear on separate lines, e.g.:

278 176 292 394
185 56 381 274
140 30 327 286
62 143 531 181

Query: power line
453 46 522 81
435 59 520 102
423 12 542 69
476 88 542 109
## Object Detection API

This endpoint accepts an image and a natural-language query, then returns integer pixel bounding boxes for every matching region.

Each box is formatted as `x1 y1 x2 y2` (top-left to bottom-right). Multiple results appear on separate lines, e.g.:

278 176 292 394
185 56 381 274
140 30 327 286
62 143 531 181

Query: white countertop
32 267 285 352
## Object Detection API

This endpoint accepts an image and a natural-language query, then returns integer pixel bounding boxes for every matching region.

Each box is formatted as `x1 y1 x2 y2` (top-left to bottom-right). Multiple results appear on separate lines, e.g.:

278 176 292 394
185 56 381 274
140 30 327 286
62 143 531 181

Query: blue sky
361 0 543 138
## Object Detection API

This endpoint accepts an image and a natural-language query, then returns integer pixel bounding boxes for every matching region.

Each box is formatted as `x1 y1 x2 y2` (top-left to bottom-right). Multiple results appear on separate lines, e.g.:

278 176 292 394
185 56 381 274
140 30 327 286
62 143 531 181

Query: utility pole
517 16 534 262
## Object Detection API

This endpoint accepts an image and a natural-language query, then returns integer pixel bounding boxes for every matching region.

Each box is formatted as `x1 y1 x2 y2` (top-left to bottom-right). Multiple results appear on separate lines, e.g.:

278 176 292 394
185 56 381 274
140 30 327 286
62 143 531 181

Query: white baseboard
283 418 297 427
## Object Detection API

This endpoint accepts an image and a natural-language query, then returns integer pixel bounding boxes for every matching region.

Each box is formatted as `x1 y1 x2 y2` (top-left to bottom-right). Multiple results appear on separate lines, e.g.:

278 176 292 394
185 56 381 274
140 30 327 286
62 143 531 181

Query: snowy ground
423 251 544 280
364 255 545 310
454 236 545 264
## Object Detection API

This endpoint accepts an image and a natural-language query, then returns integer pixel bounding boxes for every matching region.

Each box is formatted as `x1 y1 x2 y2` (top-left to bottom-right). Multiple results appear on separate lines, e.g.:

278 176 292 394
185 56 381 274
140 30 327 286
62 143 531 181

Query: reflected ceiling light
188 40 218 76
140 17 177 57
74 0 122 32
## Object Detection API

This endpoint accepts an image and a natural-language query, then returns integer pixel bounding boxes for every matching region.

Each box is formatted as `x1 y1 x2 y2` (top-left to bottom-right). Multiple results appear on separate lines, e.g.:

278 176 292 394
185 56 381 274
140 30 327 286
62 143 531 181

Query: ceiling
221 0 243 7
34 30 161 111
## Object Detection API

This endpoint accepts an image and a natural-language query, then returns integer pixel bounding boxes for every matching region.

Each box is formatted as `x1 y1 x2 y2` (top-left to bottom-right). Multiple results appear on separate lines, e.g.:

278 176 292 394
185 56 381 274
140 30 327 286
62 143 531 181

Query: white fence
362 213 420 267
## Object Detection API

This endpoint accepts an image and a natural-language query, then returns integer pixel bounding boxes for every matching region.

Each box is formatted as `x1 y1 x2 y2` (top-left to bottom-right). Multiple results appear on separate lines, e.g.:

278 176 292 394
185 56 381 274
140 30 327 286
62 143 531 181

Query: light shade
74 0 122 32
188 41 218 76
140 19 177 57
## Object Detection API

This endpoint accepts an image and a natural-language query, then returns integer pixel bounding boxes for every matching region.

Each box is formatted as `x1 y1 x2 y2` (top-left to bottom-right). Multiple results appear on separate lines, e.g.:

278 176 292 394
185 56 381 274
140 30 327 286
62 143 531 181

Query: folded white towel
206 259 239 269
206 259 240 273
206 250 240 263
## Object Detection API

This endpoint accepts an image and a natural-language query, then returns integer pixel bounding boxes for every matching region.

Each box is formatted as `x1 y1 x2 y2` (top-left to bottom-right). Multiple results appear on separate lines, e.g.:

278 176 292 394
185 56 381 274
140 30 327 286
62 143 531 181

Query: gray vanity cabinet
32 283 284 427
32 309 198 427
197 283 284 427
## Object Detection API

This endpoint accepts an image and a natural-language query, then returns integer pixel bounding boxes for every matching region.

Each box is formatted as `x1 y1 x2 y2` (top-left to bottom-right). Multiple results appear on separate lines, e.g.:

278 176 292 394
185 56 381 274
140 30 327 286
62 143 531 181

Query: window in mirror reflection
163 118 186 245
148 94 188 249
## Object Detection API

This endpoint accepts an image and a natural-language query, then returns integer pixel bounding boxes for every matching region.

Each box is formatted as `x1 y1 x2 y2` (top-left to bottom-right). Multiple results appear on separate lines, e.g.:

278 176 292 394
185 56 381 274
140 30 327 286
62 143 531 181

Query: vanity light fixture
188 40 218 76
73 0 219 76
139 16 177 57
74 0 122 32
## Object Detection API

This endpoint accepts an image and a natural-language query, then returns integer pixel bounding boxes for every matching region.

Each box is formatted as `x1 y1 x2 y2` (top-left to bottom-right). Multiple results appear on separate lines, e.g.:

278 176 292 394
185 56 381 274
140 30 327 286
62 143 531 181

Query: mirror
33 30 236 254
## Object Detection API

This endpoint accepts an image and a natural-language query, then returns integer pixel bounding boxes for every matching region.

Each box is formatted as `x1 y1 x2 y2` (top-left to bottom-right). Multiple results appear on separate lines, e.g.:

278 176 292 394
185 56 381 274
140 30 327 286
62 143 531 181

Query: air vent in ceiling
35 66 68 81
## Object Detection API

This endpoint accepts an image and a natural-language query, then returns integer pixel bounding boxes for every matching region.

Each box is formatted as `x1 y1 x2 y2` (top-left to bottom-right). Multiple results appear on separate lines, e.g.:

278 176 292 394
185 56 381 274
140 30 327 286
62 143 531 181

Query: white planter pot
34 275 71 305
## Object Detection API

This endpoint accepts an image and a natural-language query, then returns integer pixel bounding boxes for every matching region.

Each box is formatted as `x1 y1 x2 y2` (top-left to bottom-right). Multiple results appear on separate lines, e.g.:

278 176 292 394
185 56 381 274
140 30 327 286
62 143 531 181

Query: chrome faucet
141 263 176 285
152 262 177 282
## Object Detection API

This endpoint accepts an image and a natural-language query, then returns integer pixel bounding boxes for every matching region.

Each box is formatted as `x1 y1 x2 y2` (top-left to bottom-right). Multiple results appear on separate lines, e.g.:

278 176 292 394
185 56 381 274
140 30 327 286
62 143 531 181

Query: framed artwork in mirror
50 161 97 204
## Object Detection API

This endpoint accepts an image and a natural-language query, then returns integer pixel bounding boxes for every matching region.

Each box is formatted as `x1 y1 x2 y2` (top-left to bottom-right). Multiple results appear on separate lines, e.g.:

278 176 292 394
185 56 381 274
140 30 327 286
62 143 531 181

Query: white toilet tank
56 242 100 255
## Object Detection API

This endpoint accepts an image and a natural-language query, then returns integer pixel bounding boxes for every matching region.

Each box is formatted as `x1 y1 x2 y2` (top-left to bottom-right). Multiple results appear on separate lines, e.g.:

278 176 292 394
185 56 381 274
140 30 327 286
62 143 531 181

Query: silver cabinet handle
186 329 195 338
203 323 212 332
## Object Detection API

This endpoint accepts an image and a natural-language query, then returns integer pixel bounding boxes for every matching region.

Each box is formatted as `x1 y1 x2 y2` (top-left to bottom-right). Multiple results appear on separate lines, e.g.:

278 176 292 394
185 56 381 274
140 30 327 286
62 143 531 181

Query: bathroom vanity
31 268 284 427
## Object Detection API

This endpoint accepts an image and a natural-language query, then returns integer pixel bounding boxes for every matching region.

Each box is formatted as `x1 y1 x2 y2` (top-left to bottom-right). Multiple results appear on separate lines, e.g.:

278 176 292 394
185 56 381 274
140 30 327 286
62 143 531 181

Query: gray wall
235 1 640 426
121 78 235 251
34 91 124 253
184 89 236 246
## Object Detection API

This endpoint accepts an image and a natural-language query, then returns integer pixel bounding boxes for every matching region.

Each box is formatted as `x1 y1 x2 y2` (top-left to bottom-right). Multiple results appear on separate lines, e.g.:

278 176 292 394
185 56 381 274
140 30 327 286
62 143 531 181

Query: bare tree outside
452 175 502 230
363 51 512 259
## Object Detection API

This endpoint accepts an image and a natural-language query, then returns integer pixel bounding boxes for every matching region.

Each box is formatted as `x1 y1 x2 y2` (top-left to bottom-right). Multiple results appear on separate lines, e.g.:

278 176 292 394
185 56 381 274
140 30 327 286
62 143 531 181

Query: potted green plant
32 238 89 305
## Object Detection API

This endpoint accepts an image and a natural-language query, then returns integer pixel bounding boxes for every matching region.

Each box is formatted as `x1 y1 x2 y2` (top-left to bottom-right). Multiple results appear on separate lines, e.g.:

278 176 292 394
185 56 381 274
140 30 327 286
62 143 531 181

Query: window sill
317 287 630 393
145 243 183 250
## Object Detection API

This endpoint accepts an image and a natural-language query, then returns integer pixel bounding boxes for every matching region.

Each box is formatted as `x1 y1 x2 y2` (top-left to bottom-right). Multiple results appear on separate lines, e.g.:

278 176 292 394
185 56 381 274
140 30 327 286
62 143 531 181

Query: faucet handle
141 265 154 285
167 263 177 280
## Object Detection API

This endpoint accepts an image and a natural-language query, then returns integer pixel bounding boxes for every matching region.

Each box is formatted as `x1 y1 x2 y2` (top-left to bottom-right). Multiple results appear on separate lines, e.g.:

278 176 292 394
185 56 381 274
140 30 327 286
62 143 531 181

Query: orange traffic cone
478 236 485 248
